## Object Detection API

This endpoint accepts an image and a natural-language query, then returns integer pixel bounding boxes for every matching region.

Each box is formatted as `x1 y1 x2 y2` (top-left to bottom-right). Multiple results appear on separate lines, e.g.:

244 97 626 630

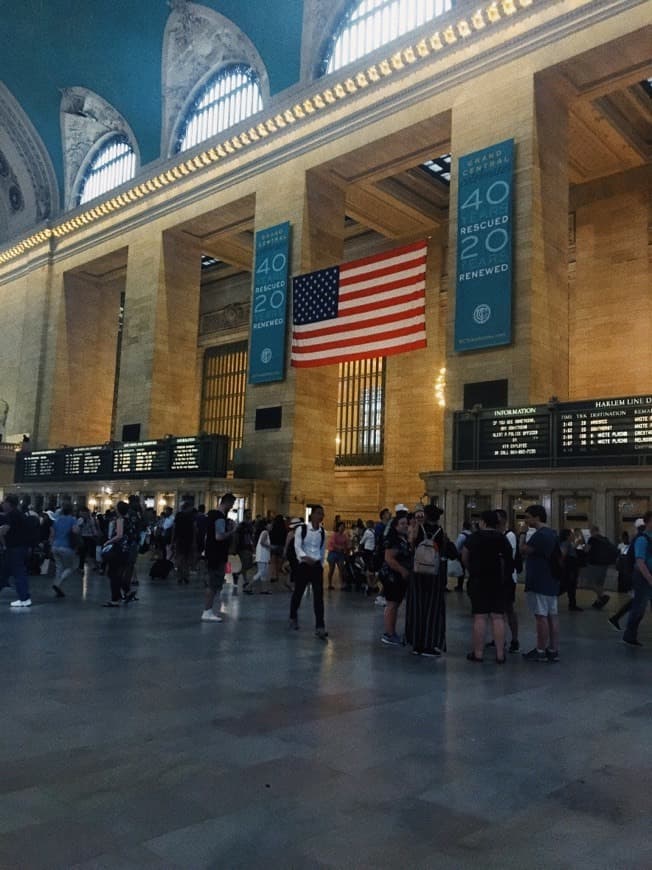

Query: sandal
466 652 483 663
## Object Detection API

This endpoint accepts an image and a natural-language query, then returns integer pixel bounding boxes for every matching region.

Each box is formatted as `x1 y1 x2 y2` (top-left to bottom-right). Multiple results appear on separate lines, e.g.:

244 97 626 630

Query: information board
454 394 652 470
15 435 228 483
557 395 652 465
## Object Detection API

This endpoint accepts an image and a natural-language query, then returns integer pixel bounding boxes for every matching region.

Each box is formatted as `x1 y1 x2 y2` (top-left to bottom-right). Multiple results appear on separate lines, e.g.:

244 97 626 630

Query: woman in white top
245 524 272 594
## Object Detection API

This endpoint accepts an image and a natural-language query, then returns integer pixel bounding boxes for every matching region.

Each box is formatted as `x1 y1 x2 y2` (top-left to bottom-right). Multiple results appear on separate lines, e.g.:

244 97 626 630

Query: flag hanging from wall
290 240 428 368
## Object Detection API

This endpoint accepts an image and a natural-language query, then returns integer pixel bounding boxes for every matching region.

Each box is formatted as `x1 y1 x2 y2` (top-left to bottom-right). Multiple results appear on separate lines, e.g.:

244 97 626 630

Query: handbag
447 558 464 578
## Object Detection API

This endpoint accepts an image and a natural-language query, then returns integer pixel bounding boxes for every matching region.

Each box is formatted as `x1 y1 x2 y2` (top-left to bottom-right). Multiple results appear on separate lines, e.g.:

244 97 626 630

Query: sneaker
592 594 610 611
421 649 442 658
374 595 387 607
201 610 223 622
10 598 32 608
546 648 560 663
288 618 299 630
381 633 402 646
508 640 520 653
608 616 621 631
622 637 643 647
52 585 65 598
315 628 329 640
522 648 547 662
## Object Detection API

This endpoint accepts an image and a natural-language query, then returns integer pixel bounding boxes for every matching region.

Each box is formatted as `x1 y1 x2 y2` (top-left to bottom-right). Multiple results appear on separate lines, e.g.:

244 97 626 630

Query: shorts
327 551 345 565
206 563 227 592
468 579 505 615
382 573 408 604
362 550 375 571
527 591 558 616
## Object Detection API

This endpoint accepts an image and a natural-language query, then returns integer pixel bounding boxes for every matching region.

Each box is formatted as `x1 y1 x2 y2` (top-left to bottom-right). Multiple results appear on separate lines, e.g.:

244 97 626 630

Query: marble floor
0 567 650 870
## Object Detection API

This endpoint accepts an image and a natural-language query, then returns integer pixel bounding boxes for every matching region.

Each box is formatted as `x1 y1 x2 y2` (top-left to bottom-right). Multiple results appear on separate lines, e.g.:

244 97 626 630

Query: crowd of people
1 491 651 656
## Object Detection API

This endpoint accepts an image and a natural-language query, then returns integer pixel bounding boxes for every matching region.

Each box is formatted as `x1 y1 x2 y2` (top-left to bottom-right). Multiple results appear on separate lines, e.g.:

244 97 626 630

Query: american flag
291 240 428 368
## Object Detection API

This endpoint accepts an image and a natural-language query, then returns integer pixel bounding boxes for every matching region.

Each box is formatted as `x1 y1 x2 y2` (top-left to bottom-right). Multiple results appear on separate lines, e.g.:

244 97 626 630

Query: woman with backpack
405 504 449 657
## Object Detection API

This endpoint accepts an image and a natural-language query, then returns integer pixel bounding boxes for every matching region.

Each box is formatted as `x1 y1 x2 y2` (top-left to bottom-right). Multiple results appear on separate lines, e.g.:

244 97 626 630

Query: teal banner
454 139 514 352
248 222 291 384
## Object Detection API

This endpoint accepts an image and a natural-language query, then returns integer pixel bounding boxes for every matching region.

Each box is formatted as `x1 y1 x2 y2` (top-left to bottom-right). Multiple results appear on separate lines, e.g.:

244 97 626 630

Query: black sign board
454 394 652 470
15 435 228 483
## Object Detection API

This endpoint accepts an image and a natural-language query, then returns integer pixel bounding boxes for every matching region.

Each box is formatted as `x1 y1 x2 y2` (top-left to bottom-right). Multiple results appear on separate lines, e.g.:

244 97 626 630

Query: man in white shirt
289 505 328 638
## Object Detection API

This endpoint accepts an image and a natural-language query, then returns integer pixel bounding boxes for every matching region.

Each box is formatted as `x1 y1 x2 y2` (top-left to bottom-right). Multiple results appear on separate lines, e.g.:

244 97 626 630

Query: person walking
521 505 561 663
559 528 582 612
326 521 349 590
171 502 197 585
609 518 646 631
405 504 448 657
202 493 236 622
289 505 328 638
102 500 138 607
584 525 618 610
50 502 80 597
245 521 272 594
622 512 652 647
0 493 32 608
77 507 99 572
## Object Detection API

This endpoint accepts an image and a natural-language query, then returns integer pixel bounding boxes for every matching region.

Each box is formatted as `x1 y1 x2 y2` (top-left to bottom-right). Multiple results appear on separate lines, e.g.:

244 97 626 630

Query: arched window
78 136 136 205
176 65 263 153
324 0 453 74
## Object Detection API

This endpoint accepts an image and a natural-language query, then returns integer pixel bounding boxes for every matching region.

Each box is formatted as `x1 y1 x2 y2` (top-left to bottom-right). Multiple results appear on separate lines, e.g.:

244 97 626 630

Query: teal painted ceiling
0 0 306 201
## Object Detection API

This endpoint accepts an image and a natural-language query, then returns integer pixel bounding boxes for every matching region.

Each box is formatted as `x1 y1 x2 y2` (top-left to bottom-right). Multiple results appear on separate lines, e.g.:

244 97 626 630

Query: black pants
564 561 579 608
290 562 325 628
107 553 129 602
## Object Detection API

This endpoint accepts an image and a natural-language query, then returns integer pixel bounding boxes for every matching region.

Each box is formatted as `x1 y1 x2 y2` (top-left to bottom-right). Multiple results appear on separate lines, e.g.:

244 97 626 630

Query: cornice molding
0 0 647 279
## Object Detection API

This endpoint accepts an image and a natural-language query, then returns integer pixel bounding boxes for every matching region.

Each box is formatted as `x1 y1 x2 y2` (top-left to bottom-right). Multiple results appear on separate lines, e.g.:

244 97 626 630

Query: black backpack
300 524 325 548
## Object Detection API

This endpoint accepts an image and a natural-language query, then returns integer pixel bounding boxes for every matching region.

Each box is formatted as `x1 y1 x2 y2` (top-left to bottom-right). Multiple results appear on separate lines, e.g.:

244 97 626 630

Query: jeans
623 570 652 642
52 546 76 588
5 546 30 601
290 562 325 629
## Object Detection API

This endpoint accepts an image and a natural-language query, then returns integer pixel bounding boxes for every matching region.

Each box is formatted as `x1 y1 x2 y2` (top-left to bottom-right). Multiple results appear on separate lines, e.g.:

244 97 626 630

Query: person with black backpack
584 525 619 610
608 518 646 631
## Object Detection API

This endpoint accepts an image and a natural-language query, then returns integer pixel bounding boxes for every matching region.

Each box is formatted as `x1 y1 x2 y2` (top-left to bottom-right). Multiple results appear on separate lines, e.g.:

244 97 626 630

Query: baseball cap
288 517 302 528
634 518 645 528
394 503 409 514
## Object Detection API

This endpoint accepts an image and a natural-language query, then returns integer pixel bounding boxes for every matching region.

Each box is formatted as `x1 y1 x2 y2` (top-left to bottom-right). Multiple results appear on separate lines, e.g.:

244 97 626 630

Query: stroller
341 552 368 592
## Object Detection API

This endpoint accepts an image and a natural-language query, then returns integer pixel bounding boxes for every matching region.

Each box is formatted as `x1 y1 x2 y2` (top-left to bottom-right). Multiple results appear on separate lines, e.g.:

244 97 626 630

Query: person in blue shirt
50 502 80 598
623 511 652 647
521 504 560 663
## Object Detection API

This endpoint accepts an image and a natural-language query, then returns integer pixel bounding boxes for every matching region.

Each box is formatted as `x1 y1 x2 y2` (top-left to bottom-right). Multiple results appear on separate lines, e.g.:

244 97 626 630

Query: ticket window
464 494 492 527
560 496 592 536
615 496 650 540
509 494 541 533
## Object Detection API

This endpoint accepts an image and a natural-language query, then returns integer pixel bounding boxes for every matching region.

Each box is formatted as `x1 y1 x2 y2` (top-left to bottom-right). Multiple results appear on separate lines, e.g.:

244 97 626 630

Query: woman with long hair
379 512 412 646
103 501 137 607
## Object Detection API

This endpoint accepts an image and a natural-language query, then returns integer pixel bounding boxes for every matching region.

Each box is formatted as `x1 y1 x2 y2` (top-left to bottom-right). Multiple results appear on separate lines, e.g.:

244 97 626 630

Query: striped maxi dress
405 524 447 654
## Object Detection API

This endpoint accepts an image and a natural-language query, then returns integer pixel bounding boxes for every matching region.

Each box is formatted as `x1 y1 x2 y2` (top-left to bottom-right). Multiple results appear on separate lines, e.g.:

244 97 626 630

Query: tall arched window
176 65 263 153
78 136 136 205
324 0 453 74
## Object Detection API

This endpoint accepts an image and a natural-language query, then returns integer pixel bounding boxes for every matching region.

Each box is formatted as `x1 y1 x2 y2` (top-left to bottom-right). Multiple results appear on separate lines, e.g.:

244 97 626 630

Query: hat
288 517 302 528
634 518 645 528
394 503 409 514
414 503 425 514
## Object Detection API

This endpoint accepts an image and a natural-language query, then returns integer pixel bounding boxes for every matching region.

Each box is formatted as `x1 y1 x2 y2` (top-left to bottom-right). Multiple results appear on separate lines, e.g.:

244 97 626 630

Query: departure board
557 395 652 465
454 394 652 470
63 445 107 478
15 435 228 483
478 407 551 466
19 450 59 482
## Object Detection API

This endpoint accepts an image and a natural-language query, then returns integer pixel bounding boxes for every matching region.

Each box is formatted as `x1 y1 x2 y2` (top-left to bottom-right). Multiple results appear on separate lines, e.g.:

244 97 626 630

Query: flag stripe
291 240 428 368
292 314 427 350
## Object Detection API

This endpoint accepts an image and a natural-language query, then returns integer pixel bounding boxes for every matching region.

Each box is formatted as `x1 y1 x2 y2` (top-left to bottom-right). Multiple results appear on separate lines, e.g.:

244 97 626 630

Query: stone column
444 71 570 468
114 229 202 440
237 167 345 517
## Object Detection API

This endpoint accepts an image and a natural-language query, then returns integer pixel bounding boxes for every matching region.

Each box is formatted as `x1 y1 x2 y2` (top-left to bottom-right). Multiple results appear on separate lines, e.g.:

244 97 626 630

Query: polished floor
1 565 650 870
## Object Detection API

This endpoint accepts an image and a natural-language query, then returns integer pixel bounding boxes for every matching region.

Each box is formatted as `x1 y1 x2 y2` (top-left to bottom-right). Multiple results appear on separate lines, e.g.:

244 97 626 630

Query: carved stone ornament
161 1 270 156
60 87 140 209
0 82 59 245
201 302 250 335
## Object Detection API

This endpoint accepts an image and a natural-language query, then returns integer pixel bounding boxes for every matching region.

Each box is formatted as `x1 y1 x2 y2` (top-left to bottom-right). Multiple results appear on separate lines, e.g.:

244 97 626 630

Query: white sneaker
10 599 32 608
374 595 386 607
201 610 223 622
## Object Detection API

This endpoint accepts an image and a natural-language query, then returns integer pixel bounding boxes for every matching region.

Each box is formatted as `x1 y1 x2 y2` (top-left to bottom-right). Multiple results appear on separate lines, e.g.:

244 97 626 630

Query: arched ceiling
0 0 305 198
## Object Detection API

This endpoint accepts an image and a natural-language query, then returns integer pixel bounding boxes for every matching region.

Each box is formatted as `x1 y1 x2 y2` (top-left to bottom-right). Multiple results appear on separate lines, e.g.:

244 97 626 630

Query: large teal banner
454 139 514 352
248 222 291 384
